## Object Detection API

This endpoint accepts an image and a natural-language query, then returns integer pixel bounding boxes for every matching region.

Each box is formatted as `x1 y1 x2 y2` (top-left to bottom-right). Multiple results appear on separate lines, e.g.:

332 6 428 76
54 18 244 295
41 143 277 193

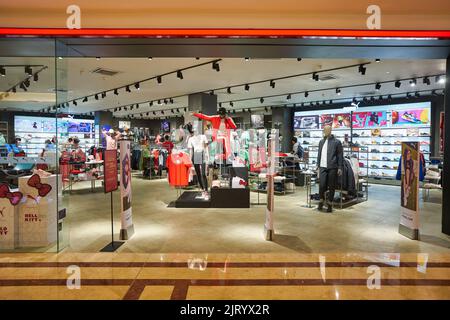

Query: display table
0 196 19 249
18 174 57 247
174 191 210 208
210 188 250 208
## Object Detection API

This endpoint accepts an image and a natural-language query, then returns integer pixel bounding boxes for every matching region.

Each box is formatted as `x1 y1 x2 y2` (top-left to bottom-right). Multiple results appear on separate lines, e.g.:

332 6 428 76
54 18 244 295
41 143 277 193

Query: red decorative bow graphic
27 174 52 197
0 183 23 206
238 179 248 186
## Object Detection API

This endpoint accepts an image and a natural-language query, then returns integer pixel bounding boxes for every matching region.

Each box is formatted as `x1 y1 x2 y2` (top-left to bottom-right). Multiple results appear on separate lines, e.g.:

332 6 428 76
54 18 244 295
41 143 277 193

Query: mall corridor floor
0 252 449 300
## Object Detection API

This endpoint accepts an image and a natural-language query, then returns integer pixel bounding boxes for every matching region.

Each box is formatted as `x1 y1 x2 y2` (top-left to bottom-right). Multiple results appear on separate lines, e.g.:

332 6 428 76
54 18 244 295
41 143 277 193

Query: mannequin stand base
120 225 135 240
100 241 124 252
399 224 420 240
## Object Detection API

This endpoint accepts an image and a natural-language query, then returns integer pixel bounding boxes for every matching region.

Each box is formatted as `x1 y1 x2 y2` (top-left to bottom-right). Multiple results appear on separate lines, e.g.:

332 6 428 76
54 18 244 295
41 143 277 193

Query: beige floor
58 173 449 254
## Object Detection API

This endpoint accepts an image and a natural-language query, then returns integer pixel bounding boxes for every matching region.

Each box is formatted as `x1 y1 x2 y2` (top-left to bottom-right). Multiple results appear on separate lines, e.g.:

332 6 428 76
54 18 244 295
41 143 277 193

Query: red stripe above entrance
0 28 450 39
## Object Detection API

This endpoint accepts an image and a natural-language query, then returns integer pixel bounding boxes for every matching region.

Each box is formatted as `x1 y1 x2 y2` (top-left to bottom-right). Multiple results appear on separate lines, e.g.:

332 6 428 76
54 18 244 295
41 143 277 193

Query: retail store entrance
0 35 449 253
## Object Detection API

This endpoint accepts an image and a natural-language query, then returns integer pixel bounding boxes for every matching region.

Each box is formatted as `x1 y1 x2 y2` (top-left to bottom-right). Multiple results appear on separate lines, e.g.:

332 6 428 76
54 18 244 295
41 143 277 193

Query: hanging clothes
167 151 193 187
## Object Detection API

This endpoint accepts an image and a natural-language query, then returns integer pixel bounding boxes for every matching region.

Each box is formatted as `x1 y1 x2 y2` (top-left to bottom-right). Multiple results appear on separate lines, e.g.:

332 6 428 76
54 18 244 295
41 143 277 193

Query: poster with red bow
0 185 22 249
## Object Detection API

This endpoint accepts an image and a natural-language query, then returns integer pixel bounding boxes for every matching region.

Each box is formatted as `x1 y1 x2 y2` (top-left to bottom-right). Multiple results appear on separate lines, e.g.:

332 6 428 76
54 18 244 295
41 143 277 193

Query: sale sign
104 150 118 193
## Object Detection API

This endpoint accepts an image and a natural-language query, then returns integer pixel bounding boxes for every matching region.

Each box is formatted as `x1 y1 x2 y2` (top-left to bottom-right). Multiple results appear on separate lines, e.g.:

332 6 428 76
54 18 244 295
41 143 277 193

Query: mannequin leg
318 168 328 210
327 168 337 211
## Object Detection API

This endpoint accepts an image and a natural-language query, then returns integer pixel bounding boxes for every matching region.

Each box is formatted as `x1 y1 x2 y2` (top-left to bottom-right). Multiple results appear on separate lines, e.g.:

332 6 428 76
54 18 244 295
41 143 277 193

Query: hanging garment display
167 151 193 187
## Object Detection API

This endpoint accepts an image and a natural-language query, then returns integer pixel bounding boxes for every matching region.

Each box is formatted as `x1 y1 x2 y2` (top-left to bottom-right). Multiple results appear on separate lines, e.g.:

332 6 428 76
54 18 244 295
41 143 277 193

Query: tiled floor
0 253 449 300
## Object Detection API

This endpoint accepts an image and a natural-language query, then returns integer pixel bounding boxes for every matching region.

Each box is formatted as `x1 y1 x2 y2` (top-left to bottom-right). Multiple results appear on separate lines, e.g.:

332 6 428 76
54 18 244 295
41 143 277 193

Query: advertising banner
104 150 118 193
352 111 388 128
320 115 334 128
332 113 351 128
264 130 277 241
392 108 430 126
119 139 134 239
399 142 420 240
294 115 319 129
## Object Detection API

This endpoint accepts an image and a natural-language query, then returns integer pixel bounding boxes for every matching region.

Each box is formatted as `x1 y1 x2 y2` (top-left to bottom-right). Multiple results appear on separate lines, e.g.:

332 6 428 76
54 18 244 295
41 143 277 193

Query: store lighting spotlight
423 77 430 85
73 100 77 106
102 92 106 98
287 94 291 100
161 110 165 115
210 90 214 95
157 76 162 84
336 88 341 95
358 64 366 75
370 96 375 102
0 66 5 76
352 97 357 104
24 79 30 88
95 94 98 100
415 92 420 98
304 91 309 98
157 100 161 104
375 83 381 91
96 57 100 60
148 57 153 60
170 98 174 104
375 59 381 63
395 80 401 89
149 101 153 106
260 97 264 104
33 73 38 82
410 78 417 87
146 112 149 116
431 89 437 96
270 80 276 88
329 100 333 105
233 109 236 114
219 102 222 108
83 97 88 102
436 75 445 84
12 86 16 93
184 108 187 112
114 89 119 95
177 70 183 79
134 82 140 90
227 87 232 94
118 107 122 111
114 108 117 112
316 102 320 106
406 93 411 99
171 109 175 114
130 105 134 110
124 106 128 111
265 106 268 112
230 102 234 107
297 58 302 62
176 108 180 113
153 111 156 115
20 83 27 91
312 73 319 81
25 66 32 76
301 103 304 107
212 62 220 72
244 57 249 61
164 99 168 105
244 84 250 91
126 85 131 92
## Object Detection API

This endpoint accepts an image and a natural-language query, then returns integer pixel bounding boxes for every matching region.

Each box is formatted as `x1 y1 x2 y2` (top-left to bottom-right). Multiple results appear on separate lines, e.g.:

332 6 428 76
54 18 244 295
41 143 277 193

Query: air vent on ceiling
318 74 338 81
91 68 120 76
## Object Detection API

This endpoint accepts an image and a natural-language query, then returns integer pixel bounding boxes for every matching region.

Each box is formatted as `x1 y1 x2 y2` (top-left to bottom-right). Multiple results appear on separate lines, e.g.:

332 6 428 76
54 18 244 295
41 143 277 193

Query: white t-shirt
320 139 328 168
187 134 208 152
218 119 226 137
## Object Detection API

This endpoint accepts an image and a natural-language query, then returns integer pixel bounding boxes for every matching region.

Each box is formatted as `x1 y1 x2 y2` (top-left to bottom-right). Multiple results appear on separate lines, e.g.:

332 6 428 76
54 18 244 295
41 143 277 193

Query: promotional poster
352 111 388 128
399 142 420 239
119 139 134 239
332 113 351 128
392 108 430 126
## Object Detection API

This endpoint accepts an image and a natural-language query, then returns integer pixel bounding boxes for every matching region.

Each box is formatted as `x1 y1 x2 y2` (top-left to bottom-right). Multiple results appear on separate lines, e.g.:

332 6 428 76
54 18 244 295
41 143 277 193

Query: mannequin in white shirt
187 122 209 199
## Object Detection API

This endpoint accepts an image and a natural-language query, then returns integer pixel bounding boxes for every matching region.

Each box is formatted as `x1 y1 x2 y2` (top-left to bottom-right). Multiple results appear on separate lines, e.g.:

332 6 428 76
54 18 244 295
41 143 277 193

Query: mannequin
187 122 209 199
317 125 343 212
192 107 237 162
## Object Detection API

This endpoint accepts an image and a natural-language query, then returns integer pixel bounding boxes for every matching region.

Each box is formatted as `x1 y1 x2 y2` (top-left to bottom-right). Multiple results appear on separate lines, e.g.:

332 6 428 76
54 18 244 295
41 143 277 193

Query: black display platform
174 191 211 208
211 188 250 208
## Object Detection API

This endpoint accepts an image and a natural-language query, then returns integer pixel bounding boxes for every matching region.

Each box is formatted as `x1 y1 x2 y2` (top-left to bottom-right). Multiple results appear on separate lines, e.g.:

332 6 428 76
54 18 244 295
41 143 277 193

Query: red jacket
193 113 237 131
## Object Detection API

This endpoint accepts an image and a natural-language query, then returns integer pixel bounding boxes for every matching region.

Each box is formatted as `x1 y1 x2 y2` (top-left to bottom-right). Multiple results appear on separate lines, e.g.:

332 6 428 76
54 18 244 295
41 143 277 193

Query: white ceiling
0 57 446 118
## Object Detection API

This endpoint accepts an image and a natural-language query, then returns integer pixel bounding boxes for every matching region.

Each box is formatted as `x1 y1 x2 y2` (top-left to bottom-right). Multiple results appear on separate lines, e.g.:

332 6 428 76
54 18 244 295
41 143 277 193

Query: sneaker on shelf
359 162 365 168
382 141 390 145
303 141 310 145
382 165 391 169
382 156 391 161
393 157 400 161
371 164 379 169
352 133 360 137
393 166 398 170
372 156 379 160
370 171 380 176
371 149 380 153
420 132 430 136
420 141 430 145
394 140 402 144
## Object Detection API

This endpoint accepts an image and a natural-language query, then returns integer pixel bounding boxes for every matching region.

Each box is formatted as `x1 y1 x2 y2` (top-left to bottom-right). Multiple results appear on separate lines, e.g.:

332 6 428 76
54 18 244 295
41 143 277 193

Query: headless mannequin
187 123 209 198
317 125 343 212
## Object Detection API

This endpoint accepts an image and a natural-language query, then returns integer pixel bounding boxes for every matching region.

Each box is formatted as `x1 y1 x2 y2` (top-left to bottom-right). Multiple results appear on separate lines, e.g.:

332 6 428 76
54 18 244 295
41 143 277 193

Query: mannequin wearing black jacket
316 125 343 212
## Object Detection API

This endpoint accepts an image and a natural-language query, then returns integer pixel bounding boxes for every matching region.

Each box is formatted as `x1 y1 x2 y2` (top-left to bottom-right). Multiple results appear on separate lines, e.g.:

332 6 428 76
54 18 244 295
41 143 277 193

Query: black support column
187 93 217 132
272 107 293 153
443 55 450 235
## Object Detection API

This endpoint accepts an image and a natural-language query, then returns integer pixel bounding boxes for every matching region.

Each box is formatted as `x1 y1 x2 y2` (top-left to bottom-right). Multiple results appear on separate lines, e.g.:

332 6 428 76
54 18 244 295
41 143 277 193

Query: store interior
0 55 447 253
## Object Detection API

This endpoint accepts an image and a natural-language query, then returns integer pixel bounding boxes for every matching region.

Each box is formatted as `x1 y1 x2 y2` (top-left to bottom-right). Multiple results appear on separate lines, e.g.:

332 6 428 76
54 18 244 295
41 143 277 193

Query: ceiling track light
297 58 302 62
378 96 383 101
148 57 153 60
124 106 128 111
209 90 214 95
375 83 381 91
114 89 119 95
244 57 249 61
304 91 309 98
176 108 180 113
12 86 16 93
161 110 165 115
410 78 417 87
149 101 153 106
287 94 291 100
260 97 264 103
170 98 174 104
0 66 5 76
73 100 77 106
82 97 88 102
126 85 131 92
118 107 122 111
375 59 381 63
415 92 420 98
219 102 222 108
146 112 149 116
20 83 27 91
436 75 445 84
114 108 117 112
406 93 412 99
244 84 250 91
153 111 156 115
227 87 232 94
212 62 220 72
25 66 32 76
95 94 98 100
130 105 134 110
230 102 234 107
388 95 392 100
177 70 183 79
101 92 106 98
171 109 175 114
134 82 140 90
157 76 162 84
158 100 161 104
164 99 168 105
33 73 38 82
336 88 341 95
395 80 401 88
312 73 319 81
358 64 366 75
270 80 276 88
24 79 30 87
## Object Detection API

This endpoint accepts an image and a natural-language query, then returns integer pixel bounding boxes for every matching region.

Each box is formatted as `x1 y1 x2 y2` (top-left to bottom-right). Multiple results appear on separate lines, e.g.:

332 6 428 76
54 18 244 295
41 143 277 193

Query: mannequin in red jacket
192 107 237 161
